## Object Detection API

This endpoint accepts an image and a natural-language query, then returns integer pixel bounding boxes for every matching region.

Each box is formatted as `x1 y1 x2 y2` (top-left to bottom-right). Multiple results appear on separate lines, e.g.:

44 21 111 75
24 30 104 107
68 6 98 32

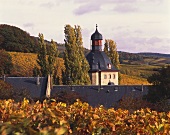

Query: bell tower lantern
91 24 103 51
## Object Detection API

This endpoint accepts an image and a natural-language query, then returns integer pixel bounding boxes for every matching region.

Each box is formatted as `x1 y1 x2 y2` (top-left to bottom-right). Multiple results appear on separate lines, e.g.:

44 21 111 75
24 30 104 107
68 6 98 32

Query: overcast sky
1 0 170 53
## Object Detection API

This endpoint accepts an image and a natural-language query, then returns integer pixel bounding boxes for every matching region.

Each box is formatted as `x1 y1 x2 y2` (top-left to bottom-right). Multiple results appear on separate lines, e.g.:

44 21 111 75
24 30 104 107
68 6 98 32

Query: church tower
91 24 103 51
86 25 119 85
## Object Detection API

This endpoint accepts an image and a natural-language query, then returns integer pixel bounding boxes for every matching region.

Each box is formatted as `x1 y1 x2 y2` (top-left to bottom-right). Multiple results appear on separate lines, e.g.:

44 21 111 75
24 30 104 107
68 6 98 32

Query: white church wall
91 72 99 85
101 72 118 85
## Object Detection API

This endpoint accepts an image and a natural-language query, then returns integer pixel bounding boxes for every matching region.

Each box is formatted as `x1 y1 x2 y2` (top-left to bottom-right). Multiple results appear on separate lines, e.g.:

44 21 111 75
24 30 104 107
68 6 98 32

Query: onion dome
91 24 103 40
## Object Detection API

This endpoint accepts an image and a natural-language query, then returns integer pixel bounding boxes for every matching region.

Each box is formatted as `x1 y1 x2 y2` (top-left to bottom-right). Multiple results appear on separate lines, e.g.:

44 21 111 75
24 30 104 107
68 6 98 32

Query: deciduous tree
104 39 121 82
53 58 65 85
64 25 90 85
0 50 13 75
104 39 120 69
146 66 170 103
74 25 91 84
104 39 109 56
37 33 48 76
36 34 64 84
48 39 59 75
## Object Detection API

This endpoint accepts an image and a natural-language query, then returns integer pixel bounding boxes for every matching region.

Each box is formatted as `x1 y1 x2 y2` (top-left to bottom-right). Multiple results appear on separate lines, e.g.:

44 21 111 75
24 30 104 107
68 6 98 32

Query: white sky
0 0 170 53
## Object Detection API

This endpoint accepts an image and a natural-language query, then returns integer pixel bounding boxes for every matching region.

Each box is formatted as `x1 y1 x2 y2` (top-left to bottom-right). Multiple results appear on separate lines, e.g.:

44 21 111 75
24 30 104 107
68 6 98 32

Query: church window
109 74 111 79
104 74 107 79
113 74 115 79
108 64 111 69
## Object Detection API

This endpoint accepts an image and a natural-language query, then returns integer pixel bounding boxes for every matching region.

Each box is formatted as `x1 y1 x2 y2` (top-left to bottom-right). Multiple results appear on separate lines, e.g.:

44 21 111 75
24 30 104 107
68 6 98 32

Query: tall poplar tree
104 39 120 69
104 39 109 56
36 34 64 84
64 24 91 85
109 40 120 69
48 39 59 75
104 39 121 82
64 25 76 84
37 33 48 76
75 25 91 84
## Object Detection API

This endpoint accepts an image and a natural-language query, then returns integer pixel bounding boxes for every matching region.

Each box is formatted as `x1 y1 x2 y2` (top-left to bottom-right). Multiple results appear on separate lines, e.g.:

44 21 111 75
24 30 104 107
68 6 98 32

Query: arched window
104 74 107 79
109 74 111 79
113 74 115 79
108 64 111 69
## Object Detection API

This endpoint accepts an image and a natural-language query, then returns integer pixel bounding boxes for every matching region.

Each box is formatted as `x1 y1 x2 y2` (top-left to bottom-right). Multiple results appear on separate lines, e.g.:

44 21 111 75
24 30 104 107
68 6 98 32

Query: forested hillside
119 51 144 64
0 24 40 53
139 52 170 58
119 51 170 65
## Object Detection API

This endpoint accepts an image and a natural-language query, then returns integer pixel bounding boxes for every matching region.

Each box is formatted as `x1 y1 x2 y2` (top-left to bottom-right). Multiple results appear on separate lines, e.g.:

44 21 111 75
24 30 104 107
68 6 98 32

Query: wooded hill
0 24 39 53
139 52 170 58
0 24 65 55
119 51 170 66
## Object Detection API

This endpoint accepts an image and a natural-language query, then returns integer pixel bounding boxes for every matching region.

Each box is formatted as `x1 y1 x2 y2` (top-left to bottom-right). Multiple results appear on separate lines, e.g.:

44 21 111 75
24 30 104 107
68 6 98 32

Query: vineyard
0 99 170 134
120 64 160 79
8 52 65 84
9 52 39 76
120 74 150 85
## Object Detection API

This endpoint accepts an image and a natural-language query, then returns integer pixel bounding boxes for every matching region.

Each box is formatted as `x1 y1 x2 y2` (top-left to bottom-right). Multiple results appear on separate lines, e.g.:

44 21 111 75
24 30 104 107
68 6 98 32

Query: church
86 25 119 85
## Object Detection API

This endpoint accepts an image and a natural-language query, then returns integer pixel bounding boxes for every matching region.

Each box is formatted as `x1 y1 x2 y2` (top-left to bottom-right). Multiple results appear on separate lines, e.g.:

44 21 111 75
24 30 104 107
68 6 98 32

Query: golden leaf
93 114 100 120
55 127 68 135
167 112 170 118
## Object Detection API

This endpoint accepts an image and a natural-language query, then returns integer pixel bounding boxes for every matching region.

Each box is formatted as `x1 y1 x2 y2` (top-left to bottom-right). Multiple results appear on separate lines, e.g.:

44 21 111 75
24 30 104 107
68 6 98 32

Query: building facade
86 25 119 85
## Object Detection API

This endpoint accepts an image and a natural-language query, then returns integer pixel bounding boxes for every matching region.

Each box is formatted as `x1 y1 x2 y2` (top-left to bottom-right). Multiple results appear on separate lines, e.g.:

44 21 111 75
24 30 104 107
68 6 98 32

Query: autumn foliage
0 50 13 75
0 80 13 99
0 99 170 134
